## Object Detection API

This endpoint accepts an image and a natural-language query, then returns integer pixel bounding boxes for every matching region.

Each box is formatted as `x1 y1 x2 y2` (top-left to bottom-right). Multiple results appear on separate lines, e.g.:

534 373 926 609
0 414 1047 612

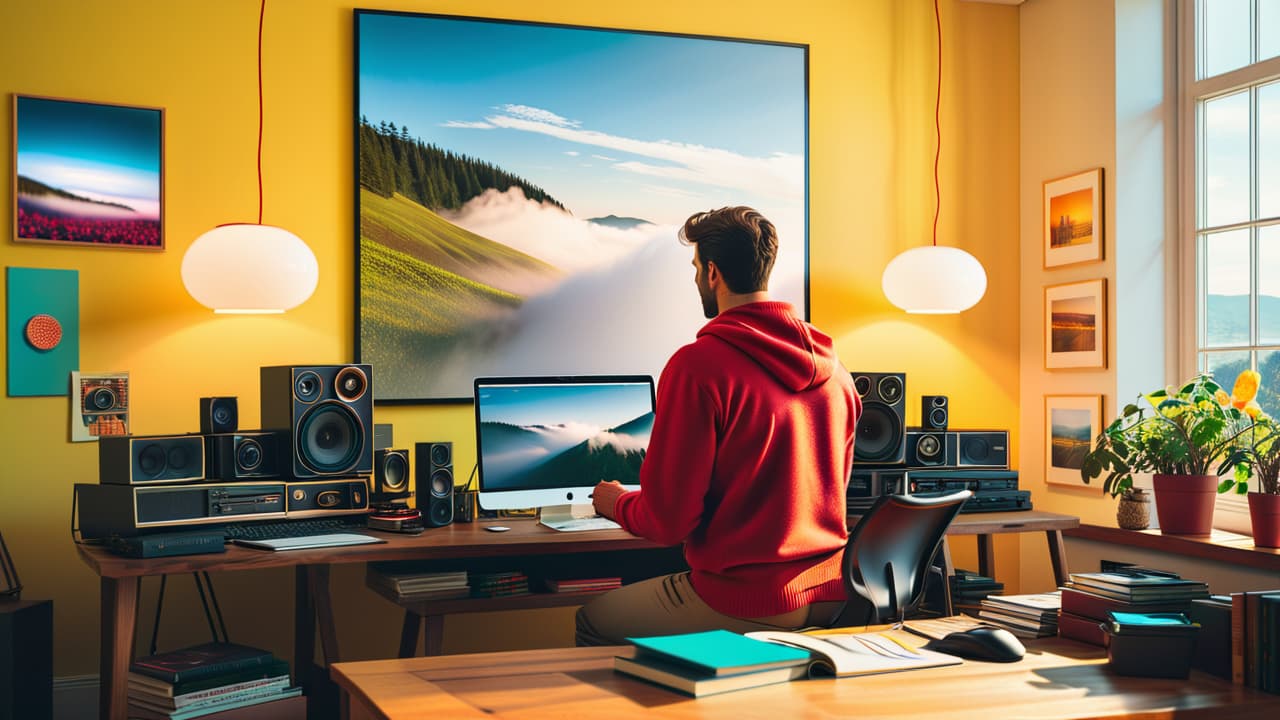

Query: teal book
626 629 811 676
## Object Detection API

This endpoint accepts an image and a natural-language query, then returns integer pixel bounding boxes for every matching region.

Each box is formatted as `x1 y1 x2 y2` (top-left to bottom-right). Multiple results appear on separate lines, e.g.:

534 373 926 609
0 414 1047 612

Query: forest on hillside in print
355 12 808 401
14 96 162 248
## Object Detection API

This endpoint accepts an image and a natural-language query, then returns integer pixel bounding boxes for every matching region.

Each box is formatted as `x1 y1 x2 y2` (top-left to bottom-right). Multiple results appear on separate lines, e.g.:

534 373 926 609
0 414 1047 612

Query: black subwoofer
852 372 906 465
415 442 453 528
260 365 373 479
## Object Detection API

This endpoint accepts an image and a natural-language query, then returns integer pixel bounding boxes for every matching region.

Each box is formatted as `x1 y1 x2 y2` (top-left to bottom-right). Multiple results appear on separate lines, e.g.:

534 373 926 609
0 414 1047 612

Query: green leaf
1218 478 1236 493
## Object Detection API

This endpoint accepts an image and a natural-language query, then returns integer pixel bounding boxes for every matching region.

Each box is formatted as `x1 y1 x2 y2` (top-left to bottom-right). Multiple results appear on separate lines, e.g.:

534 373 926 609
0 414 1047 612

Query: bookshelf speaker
415 442 453 528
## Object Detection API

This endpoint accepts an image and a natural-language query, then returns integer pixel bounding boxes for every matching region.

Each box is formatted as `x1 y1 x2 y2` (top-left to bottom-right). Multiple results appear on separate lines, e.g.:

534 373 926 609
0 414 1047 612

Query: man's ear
704 260 721 288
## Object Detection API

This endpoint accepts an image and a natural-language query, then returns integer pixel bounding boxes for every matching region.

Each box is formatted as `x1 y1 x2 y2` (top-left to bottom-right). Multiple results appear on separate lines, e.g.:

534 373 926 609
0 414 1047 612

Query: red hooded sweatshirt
612 301 860 618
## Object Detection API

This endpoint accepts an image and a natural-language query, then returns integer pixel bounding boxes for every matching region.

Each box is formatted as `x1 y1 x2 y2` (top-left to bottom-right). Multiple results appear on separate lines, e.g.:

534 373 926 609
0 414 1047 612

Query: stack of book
469 570 530 598
1058 569 1209 646
614 629 812 697
127 642 301 720
977 591 1061 638
950 569 1004 613
542 577 622 594
366 564 470 602
1230 589 1280 693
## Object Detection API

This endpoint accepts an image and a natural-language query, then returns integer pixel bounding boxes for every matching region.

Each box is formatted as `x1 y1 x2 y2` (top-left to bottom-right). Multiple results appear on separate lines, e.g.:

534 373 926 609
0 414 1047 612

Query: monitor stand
537 504 621 532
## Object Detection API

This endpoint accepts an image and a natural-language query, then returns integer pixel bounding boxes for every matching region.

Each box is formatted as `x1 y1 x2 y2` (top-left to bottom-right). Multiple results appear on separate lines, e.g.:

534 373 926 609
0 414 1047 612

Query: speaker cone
430 500 452 525
430 443 451 467
297 401 362 474
877 375 904 404
853 375 872 397
928 406 948 427
294 370 322 403
430 469 452 497
854 404 903 462
237 438 263 472
213 403 234 426
335 366 368 402
915 433 943 463
138 443 167 477
383 453 408 492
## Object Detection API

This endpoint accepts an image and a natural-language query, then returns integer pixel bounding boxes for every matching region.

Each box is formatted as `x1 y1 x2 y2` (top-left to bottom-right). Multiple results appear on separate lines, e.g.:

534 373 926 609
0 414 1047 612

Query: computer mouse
928 626 1025 663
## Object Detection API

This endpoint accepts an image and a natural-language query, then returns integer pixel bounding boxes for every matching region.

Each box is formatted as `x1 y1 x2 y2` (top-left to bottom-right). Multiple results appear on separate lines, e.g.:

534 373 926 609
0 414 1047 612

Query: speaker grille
852 372 906 465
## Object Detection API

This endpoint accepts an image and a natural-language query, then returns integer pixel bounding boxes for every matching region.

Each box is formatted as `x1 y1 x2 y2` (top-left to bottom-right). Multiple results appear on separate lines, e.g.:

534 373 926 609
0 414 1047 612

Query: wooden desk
330 636 1280 720
75 510 1078 719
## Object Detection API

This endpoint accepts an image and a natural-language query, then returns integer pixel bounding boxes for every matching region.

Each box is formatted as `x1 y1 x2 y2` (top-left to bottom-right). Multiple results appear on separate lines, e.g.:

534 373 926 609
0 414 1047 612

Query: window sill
1063 524 1280 573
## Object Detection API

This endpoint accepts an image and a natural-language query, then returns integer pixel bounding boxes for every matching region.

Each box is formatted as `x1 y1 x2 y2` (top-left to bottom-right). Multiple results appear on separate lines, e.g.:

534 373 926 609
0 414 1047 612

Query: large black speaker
260 365 373 479
0 599 52 720
921 395 948 430
373 448 411 501
99 434 205 485
199 396 238 434
852 372 906 465
415 442 453 528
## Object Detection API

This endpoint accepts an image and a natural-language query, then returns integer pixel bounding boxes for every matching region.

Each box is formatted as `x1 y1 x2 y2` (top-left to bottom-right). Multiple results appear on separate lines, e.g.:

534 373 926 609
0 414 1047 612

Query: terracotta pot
1248 492 1280 548
1152 474 1218 535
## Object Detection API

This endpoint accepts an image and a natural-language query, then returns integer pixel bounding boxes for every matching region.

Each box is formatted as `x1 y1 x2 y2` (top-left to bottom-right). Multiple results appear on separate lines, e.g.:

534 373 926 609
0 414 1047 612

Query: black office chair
841 490 972 626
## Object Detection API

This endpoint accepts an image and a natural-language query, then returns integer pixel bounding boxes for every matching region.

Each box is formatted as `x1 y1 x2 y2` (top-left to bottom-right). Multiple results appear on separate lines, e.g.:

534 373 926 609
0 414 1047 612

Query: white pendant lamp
181 0 317 314
882 0 987 314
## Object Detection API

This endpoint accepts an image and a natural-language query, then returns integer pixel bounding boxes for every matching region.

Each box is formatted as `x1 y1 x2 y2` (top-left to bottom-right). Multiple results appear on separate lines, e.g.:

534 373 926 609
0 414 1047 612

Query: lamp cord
932 0 941 248
257 0 266 225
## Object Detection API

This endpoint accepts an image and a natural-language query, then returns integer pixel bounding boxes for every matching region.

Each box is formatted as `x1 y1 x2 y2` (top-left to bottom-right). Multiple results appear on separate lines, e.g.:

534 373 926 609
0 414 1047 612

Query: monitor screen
474 376 655 510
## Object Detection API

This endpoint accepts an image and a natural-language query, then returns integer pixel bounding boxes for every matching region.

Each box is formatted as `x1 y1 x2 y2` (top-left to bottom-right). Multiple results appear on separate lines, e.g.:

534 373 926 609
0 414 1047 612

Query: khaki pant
575 571 846 646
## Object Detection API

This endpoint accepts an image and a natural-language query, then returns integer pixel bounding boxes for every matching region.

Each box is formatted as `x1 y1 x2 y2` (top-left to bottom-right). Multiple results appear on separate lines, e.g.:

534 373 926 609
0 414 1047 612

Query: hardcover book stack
1058 569 1209 647
365 565 470 602
543 577 622 594
1229 589 1280 693
469 570 530 598
613 629 812 697
127 642 301 720
977 592 1061 638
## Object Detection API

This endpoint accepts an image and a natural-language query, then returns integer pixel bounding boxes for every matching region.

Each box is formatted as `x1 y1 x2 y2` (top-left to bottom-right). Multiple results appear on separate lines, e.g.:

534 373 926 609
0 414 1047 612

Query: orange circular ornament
25 314 63 351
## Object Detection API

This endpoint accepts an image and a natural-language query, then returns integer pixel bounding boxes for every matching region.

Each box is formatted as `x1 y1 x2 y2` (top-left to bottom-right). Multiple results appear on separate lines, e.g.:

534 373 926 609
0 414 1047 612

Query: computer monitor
473 375 655 511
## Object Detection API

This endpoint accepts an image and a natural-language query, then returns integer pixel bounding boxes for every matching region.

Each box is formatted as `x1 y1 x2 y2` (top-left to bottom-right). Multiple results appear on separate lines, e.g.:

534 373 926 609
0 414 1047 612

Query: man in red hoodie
576 206 860 645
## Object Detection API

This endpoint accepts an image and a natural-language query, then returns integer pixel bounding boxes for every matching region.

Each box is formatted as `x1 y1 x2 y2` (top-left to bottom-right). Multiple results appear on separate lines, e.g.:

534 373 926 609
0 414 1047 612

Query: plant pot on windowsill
1152 474 1219 535
1248 492 1280 548
1116 488 1151 530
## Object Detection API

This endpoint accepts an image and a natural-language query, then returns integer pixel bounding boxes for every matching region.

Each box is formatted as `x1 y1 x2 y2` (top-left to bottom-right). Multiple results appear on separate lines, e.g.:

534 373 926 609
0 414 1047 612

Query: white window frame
1179 1 1280 534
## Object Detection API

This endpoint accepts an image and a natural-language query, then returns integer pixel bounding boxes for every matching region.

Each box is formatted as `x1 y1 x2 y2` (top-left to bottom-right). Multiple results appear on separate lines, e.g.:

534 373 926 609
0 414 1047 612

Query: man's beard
698 278 718 319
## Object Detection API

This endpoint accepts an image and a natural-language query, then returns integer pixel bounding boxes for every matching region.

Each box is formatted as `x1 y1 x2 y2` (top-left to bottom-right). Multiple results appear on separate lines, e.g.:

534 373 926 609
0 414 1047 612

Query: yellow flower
1245 400 1263 419
1233 369 1261 403
1215 389 1232 406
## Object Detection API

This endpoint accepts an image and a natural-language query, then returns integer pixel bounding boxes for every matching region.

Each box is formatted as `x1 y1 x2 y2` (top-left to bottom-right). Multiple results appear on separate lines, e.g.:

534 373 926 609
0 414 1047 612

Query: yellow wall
0 0 1020 676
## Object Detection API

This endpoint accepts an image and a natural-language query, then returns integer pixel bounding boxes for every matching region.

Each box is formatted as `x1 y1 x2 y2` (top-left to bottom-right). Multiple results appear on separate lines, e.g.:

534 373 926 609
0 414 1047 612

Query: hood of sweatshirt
697 301 838 392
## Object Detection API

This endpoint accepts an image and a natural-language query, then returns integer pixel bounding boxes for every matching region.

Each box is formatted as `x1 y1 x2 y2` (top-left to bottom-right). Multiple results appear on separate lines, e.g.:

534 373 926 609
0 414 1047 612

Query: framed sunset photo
354 11 809 402
1043 168 1102 268
13 95 163 249
1044 278 1107 370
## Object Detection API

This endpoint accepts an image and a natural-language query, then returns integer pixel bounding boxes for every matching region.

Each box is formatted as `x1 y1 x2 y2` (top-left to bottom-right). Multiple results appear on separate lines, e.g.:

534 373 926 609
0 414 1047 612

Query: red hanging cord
932 0 942 247
256 0 266 222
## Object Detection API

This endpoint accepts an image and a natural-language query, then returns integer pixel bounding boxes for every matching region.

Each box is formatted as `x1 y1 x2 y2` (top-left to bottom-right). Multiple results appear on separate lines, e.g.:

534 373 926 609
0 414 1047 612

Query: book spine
1247 592 1263 688
134 654 275 685
1232 592 1247 685
1264 595 1278 694
172 677 289 709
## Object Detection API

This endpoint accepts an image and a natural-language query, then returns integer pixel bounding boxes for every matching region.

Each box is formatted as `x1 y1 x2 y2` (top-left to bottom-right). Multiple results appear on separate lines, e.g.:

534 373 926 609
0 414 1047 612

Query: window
1186 0 1280 417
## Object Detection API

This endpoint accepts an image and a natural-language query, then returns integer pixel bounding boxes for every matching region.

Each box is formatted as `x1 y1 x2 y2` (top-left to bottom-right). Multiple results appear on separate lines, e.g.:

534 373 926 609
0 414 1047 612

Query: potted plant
1081 373 1254 535
1216 373 1280 547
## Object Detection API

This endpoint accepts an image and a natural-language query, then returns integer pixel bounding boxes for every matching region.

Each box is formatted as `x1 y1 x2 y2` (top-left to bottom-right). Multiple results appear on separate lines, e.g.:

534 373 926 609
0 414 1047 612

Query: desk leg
976 533 994 580
423 614 444 656
1046 529 1069 587
100 576 138 720
308 564 340 663
398 612 421 658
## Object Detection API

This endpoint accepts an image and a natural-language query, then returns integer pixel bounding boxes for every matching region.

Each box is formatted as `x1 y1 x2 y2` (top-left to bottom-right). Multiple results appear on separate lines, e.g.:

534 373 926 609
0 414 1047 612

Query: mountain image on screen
480 412 654 490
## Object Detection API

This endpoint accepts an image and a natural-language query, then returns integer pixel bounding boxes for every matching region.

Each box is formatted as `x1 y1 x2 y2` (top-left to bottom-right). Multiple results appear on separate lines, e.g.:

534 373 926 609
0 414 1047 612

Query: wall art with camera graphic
71 370 129 442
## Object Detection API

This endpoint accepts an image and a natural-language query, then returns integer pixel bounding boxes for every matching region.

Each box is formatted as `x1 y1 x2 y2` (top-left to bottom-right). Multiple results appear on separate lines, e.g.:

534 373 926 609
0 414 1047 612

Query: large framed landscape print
355 11 809 402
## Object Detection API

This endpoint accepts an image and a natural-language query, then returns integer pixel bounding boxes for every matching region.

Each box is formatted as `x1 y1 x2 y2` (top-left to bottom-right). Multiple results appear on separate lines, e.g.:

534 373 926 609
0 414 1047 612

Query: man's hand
592 480 627 520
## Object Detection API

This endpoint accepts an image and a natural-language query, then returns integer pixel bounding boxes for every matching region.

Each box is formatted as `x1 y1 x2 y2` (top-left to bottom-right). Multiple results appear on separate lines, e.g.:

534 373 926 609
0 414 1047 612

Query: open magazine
744 629 963 678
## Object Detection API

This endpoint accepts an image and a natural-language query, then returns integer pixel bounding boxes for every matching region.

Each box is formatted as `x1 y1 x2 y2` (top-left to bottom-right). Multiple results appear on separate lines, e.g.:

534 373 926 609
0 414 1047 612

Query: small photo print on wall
1043 168 1103 268
1045 394 1102 486
71 371 129 442
13 95 164 249
1044 279 1107 370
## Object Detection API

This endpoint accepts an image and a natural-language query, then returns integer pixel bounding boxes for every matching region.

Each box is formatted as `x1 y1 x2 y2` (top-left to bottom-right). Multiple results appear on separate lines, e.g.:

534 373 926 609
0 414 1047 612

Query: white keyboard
232 532 385 551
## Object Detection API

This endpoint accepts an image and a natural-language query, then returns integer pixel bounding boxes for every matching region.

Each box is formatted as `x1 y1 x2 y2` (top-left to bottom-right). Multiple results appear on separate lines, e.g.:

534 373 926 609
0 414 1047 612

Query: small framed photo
1045 394 1102 486
1043 168 1103 268
13 95 164 249
1045 278 1107 369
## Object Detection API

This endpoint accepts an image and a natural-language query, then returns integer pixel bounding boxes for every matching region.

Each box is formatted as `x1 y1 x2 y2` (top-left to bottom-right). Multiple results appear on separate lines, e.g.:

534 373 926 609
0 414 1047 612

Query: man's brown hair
678 206 778 294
